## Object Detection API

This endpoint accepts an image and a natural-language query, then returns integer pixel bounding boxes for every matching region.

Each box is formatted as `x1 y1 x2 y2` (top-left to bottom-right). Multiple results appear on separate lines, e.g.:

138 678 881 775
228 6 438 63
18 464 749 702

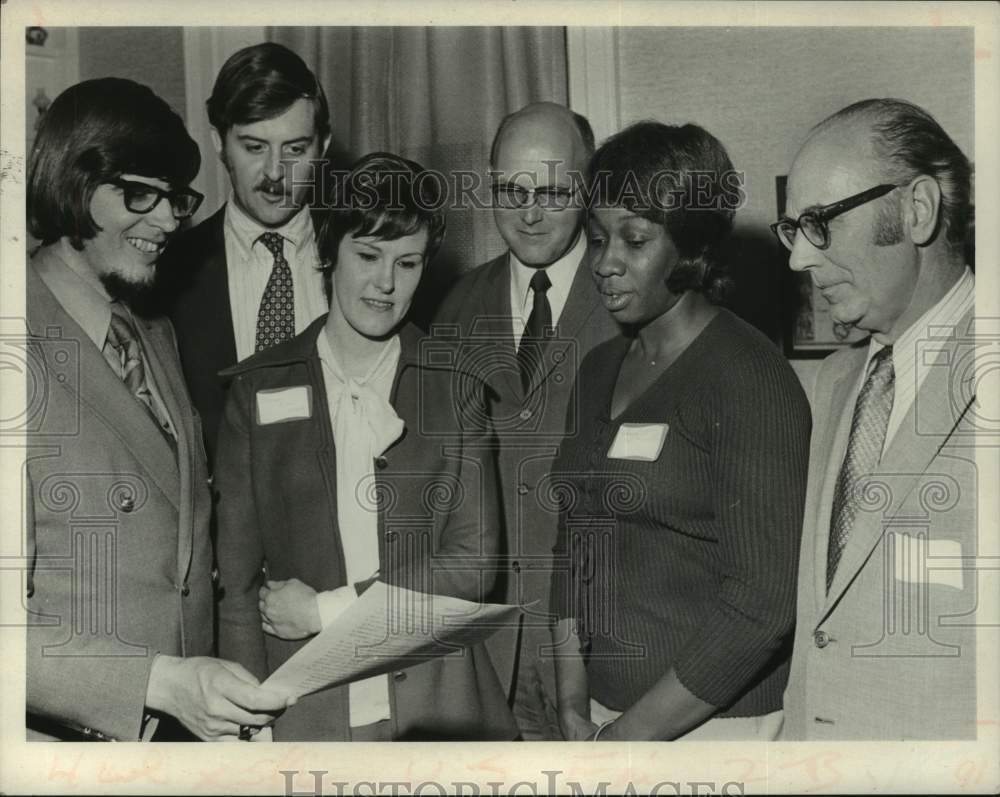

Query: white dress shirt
509 230 586 347
223 198 328 361
860 267 974 457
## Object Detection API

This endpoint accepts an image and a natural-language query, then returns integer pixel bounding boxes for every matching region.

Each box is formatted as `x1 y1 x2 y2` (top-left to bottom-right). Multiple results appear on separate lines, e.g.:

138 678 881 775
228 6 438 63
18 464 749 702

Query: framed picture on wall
776 175 866 358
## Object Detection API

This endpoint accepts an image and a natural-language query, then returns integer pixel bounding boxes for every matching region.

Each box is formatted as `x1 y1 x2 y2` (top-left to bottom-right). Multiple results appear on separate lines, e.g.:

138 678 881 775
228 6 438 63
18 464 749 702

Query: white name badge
255 385 312 425
607 423 668 461
893 535 963 590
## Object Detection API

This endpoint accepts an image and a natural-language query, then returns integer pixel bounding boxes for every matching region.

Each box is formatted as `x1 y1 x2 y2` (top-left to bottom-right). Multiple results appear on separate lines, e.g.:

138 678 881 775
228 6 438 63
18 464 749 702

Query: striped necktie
827 346 895 591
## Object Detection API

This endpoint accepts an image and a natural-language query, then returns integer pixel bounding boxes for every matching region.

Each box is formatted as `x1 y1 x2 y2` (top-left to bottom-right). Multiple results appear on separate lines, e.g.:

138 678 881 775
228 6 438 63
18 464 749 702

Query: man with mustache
160 42 332 465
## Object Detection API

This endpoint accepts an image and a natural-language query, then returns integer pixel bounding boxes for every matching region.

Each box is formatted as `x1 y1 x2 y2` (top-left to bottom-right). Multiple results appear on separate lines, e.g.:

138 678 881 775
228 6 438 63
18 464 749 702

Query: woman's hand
259 578 321 640
558 707 598 741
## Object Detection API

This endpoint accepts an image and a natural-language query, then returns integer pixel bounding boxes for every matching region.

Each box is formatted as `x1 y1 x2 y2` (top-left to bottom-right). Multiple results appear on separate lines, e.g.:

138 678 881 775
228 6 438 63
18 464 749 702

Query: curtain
181 27 267 225
268 26 568 324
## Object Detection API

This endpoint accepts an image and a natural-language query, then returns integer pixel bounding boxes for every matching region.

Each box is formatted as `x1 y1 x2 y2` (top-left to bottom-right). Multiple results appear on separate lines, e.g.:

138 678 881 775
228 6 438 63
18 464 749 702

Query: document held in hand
262 581 521 699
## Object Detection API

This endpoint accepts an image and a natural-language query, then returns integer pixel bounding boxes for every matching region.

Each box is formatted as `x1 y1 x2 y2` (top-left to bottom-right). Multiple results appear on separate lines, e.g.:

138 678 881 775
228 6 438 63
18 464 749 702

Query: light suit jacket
25 256 214 741
782 310 978 740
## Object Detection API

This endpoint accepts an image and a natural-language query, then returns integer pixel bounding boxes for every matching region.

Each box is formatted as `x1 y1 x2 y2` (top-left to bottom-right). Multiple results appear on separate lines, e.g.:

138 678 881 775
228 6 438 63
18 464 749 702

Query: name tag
607 423 668 461
255 386 312 425
894 535 963 590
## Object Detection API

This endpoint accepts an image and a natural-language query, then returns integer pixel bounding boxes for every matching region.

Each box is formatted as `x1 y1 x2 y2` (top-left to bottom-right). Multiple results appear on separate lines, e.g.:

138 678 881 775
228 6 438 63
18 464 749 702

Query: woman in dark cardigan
549 121 811 741
214 153 516 741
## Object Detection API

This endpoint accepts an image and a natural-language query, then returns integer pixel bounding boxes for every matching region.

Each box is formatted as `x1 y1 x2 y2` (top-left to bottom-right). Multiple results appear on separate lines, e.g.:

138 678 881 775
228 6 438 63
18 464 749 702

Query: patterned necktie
517 269 553 392
104 308 176 449
255 232 295 352
827 346 895 591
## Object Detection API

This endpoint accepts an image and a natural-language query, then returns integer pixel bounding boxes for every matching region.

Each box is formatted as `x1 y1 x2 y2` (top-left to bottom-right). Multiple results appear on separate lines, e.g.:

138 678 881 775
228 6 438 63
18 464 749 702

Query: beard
100 270 161 318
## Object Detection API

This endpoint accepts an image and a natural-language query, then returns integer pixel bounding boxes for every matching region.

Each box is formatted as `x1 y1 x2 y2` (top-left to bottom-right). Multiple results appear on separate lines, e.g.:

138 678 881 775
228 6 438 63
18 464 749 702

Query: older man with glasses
434 102 618 740
774 98 977 740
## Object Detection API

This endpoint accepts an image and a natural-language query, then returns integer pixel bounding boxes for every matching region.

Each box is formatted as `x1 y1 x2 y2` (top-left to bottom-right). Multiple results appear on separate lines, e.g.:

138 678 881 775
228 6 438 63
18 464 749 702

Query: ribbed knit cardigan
550 308 812 716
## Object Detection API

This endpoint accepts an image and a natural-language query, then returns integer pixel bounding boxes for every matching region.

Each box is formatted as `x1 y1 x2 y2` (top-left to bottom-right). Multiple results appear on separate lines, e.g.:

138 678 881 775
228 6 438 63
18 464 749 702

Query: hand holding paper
259 578 322 639
262 581 520 699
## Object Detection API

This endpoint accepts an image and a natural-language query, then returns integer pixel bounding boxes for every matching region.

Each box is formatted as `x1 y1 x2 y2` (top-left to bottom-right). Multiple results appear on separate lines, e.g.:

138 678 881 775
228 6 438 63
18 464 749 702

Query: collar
865 266 974 368
31 245 116 349
224 194 314 254
316 325 402 388
509 229 586 314
221 314 427 377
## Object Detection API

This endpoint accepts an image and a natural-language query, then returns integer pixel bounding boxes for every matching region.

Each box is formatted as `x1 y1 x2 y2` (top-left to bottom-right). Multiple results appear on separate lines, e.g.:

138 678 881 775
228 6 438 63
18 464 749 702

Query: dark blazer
26 256 214 741
158 207 234 468
433 251 619 695
213 316 518 740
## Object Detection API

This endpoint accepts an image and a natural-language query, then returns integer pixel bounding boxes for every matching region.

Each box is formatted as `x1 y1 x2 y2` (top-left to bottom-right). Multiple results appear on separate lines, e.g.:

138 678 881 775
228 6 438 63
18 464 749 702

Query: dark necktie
104 308 177 450
517 269 553 392
827 346 895 591
255 232 295 352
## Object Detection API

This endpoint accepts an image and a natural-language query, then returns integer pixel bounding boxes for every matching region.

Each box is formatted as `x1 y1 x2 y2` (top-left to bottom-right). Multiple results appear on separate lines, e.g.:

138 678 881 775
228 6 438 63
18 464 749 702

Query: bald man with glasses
775 98 978 740
434 102 618 740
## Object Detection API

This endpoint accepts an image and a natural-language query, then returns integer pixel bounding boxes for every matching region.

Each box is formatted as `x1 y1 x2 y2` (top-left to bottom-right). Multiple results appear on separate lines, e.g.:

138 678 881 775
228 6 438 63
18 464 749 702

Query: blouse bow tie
331 374 405 458
319 332 405 474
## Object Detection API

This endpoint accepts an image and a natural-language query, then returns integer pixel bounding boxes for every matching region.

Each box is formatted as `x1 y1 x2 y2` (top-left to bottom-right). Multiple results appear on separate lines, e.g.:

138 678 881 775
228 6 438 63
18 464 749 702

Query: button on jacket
25 255 214 742
214 317 517 740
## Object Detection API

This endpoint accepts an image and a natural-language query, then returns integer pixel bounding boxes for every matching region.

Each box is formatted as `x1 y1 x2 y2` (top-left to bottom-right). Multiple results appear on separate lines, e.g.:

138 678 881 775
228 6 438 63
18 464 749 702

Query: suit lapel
820 317 974 617
528 252 598 395
199 209 238 370
168 207 237 385
481 254 523 401
303 337 348 583
137 317 193 579
28 268 181 511
810 352 865 606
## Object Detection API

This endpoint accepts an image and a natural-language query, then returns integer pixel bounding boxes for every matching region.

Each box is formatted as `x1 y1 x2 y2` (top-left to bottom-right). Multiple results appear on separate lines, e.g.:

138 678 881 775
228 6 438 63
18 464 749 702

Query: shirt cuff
250 726 274 742
315 586 357 628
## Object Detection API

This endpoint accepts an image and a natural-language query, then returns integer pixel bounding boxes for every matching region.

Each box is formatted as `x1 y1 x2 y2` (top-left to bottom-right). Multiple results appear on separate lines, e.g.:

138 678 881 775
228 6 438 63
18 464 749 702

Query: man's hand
558 707 598 741
259 578 321 639
145 655 295 741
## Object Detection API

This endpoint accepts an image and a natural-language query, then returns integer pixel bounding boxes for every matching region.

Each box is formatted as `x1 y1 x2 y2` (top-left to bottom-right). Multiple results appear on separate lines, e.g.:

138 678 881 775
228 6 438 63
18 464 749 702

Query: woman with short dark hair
214 152 517 741
549 121 811 741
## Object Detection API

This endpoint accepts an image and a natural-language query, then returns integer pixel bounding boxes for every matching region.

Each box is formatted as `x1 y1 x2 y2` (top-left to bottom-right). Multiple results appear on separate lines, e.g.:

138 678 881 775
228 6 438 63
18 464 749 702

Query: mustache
256 177 287 194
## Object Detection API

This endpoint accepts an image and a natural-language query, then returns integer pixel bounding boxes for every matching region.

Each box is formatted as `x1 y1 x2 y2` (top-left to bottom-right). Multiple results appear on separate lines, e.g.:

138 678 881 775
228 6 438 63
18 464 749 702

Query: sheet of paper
262 582 521 698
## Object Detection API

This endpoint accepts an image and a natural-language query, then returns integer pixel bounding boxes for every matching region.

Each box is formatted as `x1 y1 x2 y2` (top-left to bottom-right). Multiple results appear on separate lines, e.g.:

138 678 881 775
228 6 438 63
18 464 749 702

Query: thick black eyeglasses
491 183 578 212
111 178 204 220
770 183 901 251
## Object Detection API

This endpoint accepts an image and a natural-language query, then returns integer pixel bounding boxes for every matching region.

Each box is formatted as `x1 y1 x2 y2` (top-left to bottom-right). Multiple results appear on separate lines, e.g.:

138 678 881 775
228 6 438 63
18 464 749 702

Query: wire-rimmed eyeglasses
491 182 578 212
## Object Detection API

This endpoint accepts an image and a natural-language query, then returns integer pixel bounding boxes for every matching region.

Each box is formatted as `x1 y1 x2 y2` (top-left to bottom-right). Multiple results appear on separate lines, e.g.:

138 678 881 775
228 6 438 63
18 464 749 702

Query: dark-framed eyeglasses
770 183 901 251
110 178 204 220
490 182 578 212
